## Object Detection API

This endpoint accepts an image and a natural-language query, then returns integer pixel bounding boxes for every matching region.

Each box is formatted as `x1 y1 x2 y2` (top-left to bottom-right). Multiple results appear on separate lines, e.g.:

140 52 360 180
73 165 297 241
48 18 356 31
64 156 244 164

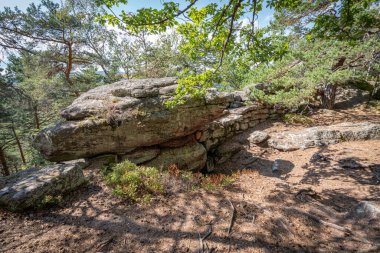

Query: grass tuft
105 160 163 203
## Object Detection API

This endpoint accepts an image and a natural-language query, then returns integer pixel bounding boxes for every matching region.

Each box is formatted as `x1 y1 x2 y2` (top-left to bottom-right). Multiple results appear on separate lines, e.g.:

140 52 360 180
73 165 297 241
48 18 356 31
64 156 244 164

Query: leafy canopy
94 0 379 104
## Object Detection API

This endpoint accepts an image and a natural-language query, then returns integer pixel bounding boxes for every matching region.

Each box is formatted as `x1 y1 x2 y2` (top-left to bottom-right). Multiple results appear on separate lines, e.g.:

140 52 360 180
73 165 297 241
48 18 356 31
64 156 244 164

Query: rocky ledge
268 122 380 151
0 160 87 211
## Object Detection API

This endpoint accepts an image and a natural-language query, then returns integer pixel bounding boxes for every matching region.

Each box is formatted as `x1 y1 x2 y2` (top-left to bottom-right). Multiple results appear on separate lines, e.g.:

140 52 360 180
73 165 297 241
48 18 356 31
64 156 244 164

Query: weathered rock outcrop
32 77 285 171
268 122 380 151
33 78 232 163
0 159 87 211
199 104 282 151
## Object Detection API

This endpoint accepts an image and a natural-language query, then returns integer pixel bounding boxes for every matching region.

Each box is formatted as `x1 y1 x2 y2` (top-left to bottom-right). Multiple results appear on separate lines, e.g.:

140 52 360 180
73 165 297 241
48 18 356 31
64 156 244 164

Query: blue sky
0 0 274 27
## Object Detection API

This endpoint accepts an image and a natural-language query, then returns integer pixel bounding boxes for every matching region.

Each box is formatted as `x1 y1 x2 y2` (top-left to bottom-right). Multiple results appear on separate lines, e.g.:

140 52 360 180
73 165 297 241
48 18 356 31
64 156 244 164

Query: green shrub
105 160 164 203
104 160 236 203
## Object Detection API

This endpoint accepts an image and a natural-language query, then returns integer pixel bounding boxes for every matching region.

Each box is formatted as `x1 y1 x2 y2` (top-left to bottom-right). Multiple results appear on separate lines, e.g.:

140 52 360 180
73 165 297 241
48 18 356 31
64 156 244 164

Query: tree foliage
248 35 380 109
94 0 379 102
0 0 113 84
246 0 379 109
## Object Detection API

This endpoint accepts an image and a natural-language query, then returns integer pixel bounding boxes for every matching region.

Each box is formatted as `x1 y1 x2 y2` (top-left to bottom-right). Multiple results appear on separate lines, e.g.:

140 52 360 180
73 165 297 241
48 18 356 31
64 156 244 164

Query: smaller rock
309 153 330 165
248 131 269 146
212 127 225 138
240 123 249 130
248 121 259 128
348 201 380 220
232 91 243 101
271 159 294 174
214 142 244 164
0 159 87 211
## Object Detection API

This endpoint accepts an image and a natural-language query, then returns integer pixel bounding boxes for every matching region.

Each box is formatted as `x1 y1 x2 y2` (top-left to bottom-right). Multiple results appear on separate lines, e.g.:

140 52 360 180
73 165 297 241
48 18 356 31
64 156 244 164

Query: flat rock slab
0 160 87 211
268 122 380 151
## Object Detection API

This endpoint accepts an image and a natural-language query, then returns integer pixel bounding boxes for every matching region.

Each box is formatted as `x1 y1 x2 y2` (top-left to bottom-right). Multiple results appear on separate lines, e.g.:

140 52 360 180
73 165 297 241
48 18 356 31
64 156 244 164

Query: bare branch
218 0 243 67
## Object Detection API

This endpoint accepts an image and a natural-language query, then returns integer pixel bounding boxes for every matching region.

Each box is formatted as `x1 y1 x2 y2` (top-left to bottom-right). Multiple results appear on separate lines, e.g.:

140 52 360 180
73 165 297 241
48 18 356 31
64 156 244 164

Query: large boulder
33 78 233 162
0 159 87 211
268 122 380 151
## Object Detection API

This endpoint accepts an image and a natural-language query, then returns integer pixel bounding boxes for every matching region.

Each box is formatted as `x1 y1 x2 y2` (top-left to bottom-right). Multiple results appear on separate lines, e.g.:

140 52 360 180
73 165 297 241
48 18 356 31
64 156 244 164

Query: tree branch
218 0 243 67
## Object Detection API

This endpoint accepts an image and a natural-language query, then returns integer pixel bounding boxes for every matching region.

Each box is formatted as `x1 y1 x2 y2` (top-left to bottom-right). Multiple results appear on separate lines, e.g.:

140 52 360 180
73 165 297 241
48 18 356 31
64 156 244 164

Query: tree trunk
33 105 40 129
0 147 10 176
123 67 130 79
65 42 73 85
371 77 380 100
11 125 26 165
320 83 337 109
100 64 111 80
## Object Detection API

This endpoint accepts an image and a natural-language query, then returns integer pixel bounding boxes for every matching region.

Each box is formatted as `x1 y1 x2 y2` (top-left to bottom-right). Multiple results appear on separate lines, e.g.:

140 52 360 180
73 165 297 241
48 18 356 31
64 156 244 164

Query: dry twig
198 224 213 253
227 199 235 236
97 237 113 251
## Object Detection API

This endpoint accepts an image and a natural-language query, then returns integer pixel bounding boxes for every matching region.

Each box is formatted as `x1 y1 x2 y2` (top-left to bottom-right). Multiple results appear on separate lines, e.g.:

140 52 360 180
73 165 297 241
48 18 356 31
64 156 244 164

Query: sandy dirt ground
1 105 380 253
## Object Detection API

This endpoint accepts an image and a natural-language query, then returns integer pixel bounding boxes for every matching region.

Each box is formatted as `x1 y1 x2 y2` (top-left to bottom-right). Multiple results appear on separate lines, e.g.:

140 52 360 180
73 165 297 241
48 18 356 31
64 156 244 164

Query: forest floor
1 101 380 253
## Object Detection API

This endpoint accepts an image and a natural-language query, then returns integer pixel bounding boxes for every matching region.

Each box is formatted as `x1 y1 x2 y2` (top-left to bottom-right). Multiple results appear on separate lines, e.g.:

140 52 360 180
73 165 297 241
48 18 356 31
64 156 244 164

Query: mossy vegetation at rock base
102 160 237 204
103 160 164 203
